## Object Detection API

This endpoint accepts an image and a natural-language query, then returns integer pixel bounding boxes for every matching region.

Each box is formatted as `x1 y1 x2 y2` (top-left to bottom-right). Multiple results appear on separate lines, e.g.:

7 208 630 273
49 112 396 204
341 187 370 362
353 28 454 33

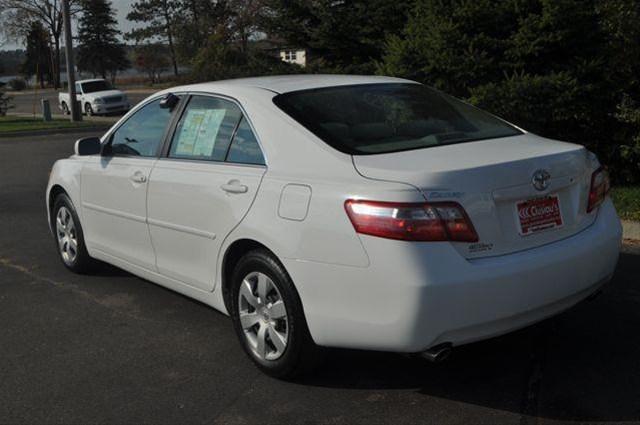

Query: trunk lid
352 133 597 258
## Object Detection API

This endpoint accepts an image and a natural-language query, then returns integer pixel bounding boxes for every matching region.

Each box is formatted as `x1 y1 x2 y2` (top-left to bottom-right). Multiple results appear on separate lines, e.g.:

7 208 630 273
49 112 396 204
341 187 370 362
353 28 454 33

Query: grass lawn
0 116 93 134
611 186 640 221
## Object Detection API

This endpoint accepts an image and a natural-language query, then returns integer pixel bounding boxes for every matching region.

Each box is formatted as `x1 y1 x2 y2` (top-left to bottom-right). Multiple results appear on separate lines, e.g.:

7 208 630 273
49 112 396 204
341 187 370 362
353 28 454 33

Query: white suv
47 75 622 378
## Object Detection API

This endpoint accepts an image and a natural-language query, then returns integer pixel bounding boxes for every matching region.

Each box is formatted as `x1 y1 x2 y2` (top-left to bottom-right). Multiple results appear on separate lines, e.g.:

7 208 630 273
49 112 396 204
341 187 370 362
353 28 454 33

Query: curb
0 125 110 138
622 220 640 241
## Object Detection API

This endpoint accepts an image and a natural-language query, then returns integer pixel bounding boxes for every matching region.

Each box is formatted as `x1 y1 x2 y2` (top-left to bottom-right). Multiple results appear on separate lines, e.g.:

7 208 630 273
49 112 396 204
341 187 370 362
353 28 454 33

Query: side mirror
74 136 101 156
159 93 179 109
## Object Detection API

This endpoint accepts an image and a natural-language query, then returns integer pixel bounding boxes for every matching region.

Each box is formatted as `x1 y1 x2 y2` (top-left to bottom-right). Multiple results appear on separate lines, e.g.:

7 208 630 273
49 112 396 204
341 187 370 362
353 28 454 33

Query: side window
75 82 82 93
226 117 265 165
110 99 173 157
169 95 242 161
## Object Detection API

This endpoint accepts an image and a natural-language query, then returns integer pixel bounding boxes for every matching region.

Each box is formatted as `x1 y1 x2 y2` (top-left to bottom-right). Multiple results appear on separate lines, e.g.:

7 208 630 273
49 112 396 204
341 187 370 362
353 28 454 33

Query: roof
170 74 416 95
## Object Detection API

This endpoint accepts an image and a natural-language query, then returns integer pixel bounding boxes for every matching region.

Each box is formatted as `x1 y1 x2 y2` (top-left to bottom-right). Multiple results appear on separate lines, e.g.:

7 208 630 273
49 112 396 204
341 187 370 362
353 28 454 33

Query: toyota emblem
532 169 551 191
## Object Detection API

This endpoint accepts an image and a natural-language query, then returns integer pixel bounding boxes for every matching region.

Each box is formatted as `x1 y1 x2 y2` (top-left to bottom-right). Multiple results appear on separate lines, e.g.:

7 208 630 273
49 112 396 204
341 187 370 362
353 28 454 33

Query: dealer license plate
516 195 563 236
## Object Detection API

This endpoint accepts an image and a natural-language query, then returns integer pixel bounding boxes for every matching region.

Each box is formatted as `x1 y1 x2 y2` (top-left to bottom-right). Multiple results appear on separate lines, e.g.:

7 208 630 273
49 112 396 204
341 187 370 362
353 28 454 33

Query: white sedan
46 75 622 378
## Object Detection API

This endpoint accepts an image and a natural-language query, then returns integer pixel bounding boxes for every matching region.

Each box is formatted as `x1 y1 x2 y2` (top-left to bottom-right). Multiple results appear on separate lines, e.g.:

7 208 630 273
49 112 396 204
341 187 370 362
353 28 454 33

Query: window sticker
175 108 226 157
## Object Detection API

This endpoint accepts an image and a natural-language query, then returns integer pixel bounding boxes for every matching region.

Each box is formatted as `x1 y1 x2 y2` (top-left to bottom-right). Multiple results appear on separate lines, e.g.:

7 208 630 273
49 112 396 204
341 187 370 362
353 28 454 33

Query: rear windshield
82 80 113 93
273 83 522 155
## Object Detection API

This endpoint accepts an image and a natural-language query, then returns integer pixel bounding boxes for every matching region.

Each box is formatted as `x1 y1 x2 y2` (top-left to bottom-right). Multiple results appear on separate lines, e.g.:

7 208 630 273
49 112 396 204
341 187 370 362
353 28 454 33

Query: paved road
7 88 153 117
1 131 639 424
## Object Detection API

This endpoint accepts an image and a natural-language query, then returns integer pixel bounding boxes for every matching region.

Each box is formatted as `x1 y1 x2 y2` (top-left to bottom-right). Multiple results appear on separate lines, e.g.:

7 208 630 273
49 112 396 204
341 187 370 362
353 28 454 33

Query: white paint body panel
46 75 622 354
80 156 157 270
147 159 265 291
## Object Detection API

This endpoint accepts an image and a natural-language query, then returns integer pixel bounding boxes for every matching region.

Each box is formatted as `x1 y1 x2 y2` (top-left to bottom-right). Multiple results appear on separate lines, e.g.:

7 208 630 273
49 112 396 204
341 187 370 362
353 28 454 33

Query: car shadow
299 251 640 422
92 261 132 277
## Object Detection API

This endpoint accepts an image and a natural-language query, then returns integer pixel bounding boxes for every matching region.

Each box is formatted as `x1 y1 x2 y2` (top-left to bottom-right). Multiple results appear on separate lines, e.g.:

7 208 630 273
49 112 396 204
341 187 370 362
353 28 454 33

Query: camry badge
532 169 551 191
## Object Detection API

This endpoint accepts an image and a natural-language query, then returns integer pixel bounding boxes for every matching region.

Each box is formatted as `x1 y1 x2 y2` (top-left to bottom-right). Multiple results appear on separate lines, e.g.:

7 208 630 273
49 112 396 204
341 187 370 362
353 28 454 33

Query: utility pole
62 0 81 121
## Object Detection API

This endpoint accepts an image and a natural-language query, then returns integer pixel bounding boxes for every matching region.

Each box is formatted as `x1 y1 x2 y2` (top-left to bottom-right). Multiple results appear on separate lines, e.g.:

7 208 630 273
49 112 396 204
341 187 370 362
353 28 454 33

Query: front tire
230 249 322 379
52 194 95 273
84 103 93 116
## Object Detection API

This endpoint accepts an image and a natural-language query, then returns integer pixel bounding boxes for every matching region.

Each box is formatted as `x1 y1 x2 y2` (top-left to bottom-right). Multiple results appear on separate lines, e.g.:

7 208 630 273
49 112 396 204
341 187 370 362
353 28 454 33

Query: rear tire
52 194 96 273
61 101 69 115
230 249 323 379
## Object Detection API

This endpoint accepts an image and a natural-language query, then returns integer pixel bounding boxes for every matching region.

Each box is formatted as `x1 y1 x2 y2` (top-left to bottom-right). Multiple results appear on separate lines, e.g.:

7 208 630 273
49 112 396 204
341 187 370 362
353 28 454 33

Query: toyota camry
46 75 622 378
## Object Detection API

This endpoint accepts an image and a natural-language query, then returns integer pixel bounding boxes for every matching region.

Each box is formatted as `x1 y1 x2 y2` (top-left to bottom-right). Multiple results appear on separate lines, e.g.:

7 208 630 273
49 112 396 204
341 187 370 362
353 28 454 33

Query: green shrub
188 35 301 83
379 0 640 184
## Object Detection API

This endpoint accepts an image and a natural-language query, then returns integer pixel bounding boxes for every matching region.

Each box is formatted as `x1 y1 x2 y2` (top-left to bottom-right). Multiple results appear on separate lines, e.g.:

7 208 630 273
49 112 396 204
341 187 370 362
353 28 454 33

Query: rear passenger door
147 94 267 292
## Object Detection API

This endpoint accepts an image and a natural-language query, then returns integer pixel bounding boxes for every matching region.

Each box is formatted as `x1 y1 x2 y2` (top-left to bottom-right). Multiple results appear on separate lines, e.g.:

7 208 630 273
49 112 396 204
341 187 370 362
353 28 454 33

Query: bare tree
126 0 181 76
0 0 82 88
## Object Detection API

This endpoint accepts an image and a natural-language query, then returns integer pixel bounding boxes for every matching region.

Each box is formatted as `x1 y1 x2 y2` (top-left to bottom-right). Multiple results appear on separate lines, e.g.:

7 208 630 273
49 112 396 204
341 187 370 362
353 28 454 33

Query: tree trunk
241 31 248 53
163 4 179 77
167 30 179 76
48 41 56 87
53 37 61 89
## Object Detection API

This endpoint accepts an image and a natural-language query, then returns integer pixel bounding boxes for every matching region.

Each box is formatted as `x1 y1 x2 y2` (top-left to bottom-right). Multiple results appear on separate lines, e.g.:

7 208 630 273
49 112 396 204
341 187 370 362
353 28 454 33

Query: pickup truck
59 79 130 116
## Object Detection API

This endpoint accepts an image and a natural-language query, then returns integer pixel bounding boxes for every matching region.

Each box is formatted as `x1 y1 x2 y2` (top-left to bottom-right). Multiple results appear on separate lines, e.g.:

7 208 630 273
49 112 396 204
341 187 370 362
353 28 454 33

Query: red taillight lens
344 200 478 242
587 167 610 213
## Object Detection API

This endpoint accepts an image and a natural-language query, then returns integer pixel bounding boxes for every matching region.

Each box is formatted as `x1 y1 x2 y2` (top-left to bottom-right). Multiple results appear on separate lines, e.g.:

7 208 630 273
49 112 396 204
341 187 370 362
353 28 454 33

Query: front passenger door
81 98 175 270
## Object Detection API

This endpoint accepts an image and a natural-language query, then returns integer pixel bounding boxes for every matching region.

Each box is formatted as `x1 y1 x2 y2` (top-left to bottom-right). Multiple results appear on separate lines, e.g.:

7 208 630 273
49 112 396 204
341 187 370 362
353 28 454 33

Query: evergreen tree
261 0 414 73
173 0 231 64
379 0 639 183
76 0 130 79
20 21 53 88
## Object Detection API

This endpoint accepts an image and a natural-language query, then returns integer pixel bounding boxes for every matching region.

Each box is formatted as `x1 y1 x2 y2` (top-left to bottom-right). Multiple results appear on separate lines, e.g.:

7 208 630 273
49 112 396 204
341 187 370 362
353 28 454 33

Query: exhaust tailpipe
421 343 453 362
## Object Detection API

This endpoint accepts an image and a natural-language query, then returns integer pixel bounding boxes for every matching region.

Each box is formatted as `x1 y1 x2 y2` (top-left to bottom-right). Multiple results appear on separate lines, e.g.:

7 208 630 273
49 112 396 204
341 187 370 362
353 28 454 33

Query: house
251 37 308 68
279 48 307 67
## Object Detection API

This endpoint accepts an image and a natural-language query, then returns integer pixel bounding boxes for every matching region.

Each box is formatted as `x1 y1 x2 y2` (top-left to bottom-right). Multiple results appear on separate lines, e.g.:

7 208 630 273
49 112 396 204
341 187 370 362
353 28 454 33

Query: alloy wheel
56 206 78 266
237 271 289 361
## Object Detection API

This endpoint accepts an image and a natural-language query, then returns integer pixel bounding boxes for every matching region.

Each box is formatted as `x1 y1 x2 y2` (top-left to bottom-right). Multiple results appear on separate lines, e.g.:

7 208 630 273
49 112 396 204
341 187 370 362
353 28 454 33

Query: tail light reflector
344 200 478 242
587 167 610 213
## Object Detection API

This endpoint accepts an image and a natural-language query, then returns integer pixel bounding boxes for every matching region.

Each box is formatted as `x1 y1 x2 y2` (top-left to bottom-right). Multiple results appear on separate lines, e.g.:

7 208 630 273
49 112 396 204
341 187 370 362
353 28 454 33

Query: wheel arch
47 184 70 229
46 158 84 236
220 238 285 314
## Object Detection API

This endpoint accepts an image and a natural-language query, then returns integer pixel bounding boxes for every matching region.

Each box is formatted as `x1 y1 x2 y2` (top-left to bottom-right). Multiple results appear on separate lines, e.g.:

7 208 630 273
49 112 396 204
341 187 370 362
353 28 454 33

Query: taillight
587 167 610 213
344 200 478 242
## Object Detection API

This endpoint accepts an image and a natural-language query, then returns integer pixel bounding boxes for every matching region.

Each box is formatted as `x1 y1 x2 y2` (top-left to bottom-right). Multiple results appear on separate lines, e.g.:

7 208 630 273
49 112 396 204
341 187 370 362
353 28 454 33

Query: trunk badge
532 169 551 191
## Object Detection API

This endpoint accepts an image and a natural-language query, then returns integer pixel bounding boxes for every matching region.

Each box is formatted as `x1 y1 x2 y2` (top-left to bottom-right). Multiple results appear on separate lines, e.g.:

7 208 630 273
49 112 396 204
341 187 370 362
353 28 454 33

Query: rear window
273 83 522 155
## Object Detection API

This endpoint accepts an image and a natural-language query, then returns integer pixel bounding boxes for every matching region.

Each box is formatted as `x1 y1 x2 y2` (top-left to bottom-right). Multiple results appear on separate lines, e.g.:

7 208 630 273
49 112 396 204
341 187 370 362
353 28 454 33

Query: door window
226 117 265 165
169 96 242 161
110 99 173 157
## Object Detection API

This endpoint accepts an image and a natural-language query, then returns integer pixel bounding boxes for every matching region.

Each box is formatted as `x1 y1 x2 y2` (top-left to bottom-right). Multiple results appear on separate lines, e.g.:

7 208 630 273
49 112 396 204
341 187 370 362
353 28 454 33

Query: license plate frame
515 194 563 236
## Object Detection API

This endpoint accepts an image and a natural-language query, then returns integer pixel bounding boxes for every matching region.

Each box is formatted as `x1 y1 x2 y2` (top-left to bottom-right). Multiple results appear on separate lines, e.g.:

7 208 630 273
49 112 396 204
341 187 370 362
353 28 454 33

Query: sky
1 0 138 51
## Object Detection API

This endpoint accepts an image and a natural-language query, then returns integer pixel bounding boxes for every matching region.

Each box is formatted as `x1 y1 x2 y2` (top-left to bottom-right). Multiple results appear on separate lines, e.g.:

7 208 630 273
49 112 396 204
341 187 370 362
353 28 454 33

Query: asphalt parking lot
1 131 639 424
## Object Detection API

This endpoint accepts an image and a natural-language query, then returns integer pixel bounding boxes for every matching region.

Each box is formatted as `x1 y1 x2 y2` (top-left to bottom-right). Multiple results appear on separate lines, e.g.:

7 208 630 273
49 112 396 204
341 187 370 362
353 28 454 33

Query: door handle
221 180 248 194
130 171 147 183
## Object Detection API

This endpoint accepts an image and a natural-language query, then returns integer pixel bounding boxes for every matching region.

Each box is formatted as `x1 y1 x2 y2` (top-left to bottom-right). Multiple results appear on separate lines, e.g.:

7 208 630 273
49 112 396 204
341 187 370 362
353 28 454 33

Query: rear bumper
286 199 622 352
